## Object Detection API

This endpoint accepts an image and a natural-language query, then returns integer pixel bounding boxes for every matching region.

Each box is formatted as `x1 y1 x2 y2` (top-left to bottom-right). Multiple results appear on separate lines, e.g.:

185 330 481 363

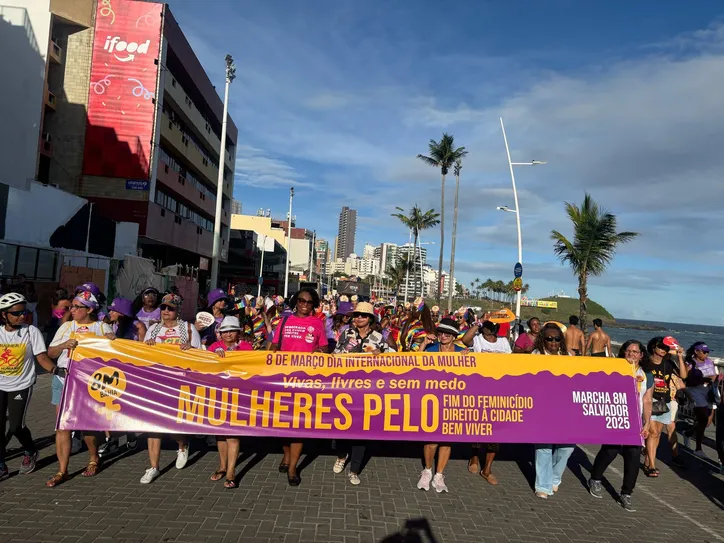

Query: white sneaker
348 472 361 485
694 450 708 459
417 468 433 491
333 456 347 474
140 467 160 484
431 473 448 493
683 434 691 450
176 446 190 469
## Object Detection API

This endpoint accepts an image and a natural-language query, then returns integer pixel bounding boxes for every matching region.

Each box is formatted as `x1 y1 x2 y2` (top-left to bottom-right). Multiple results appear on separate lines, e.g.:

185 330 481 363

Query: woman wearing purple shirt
135 287 161 328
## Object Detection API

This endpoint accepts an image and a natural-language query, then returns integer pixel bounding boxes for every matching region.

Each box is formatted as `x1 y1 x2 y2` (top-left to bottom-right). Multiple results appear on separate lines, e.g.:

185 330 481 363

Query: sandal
46 471 68 487
480 471 498 485
82 461 100 477
468 460 480 474
278 462 289 473
287 473 301 486
643 466 659 478
210 469 226 481
223 479 237 489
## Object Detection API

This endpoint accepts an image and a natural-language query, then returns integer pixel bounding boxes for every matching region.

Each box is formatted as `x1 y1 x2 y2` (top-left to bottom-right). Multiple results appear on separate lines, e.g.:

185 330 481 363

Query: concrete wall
44 19 94 193
5 181 85 245
0 1 50 190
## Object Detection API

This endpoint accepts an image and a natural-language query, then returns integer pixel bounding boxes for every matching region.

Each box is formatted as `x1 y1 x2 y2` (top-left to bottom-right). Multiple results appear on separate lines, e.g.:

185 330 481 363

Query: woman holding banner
208 316 251 488
331 302 392 485
531 323 574 499
140 293 201 484
270 288 327 486
416 318 468 493
46 290 114 487
460 319 511 485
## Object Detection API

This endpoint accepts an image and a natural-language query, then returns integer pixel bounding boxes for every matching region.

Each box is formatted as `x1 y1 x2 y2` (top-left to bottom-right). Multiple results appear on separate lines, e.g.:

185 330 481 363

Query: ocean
598 319 723 359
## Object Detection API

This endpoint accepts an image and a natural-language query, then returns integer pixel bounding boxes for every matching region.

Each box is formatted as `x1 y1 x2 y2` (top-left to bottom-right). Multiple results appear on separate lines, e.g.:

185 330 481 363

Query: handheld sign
195 312 215 329
488 308 516 324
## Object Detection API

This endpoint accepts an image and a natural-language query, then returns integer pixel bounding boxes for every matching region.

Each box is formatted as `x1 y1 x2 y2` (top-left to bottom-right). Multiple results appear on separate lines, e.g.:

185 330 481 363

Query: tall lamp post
498 116 546 327
210 54 236 290
283 187 294 298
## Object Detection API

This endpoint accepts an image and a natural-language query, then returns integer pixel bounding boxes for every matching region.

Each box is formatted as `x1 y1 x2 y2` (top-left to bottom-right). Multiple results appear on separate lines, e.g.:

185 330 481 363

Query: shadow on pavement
380 518 439 543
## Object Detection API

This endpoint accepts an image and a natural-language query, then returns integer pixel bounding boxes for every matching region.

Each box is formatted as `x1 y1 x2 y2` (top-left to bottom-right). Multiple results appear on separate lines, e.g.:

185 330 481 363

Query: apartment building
35 0 236 270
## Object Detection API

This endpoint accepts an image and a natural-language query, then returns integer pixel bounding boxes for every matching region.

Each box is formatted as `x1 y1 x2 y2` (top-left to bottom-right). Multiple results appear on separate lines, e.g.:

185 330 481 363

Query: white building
362 243 376 260
374 242 398 274
398 243 426 300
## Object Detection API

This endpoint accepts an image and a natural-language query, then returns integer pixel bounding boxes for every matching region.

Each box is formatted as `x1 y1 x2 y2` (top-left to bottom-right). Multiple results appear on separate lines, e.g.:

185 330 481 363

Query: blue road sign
514 262 523 278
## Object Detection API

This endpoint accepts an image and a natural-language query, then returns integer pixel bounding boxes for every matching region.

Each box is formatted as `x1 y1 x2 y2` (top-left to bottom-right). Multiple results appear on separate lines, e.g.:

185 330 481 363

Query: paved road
1 375 722 543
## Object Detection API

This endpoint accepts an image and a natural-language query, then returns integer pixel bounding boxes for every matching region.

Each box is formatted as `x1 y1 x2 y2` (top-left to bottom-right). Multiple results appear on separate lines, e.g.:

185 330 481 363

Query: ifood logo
103 35 151 62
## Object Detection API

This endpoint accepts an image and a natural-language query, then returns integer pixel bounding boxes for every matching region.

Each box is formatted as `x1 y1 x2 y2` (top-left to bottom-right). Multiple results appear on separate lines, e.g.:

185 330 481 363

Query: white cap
219 316 241 332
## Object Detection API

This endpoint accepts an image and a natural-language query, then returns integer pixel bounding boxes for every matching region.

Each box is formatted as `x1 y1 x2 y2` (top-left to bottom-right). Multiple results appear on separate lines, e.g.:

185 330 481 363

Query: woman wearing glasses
460 319 511 485
587 340 653 512
331 302 392 485
0 293 58 481
531 323 574 499
270 288 327 486
416 318 468 493
140 294 201 484
46 290 114 487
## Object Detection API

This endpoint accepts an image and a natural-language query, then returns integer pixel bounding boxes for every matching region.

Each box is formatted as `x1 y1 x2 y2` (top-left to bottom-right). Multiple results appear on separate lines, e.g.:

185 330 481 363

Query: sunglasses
544 336 562 342
6 310 25 317
159 304 177 311
296 299 313 306
352 313 370 319
70 304 88 310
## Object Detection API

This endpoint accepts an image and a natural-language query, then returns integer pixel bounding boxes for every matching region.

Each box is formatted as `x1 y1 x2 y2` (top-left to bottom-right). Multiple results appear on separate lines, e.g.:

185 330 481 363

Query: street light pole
210 54 236 290
499 117 547 329
283 187 294 298
500 117 524 325
257 234 266 297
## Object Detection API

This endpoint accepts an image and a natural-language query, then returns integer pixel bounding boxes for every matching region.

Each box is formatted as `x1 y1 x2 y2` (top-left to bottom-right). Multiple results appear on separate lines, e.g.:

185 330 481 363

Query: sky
167 0 724 325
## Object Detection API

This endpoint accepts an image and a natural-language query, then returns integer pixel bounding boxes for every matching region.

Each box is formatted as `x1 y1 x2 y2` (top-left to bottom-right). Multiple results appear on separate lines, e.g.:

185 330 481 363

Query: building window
0 243 57 280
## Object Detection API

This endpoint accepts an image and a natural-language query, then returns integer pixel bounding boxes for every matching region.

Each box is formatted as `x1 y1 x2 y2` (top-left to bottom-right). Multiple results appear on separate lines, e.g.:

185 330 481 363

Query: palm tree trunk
413 232 420 298
437 173 446 305
578 275 588 336
447 172 460 313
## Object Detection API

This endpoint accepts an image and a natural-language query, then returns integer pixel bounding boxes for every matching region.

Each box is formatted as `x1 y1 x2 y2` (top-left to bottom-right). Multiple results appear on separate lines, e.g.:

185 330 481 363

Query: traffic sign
513 277 523 291
514 262 523 278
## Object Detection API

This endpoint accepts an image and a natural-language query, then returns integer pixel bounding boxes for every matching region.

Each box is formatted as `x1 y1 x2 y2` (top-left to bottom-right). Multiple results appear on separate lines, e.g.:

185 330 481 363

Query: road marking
578 445 724 542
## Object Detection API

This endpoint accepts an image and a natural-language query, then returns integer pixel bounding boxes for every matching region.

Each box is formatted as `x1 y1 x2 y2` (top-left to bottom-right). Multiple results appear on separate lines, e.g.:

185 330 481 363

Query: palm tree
551 193 638 332
391 205 440 298
469 281 476 299
387 255 414 293
417 133 468 305
447 159 464 313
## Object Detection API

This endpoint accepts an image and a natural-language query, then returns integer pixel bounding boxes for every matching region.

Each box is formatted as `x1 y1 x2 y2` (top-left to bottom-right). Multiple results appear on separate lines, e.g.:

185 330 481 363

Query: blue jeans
534 444 574 495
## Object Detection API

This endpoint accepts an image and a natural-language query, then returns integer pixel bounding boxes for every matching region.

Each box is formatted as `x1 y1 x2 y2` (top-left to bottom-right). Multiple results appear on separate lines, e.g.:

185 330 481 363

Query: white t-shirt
50 320 113 370
473 335 512 354
147 320 201 348
0 325 47 392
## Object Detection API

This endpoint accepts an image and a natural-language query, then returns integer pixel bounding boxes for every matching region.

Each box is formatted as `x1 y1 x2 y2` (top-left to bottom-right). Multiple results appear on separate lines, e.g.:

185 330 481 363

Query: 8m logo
103 35 151 62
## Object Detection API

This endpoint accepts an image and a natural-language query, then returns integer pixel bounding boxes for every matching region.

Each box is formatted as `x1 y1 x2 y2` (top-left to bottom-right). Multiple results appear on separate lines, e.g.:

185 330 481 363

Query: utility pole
210 54 236 289
283 187 294 298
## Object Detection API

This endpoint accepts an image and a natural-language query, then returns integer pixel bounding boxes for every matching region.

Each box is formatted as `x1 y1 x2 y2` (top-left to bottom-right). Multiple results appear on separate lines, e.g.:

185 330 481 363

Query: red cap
663 336 679 349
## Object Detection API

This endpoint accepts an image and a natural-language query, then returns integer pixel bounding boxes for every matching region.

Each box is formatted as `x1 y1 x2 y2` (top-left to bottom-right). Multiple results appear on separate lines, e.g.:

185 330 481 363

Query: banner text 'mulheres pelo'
57 339 643 445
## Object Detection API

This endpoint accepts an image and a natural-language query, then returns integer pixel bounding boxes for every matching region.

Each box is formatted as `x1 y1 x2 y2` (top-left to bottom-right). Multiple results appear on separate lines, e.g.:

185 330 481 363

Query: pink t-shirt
514 333 535 352
272 314 328 353
208 340 253 352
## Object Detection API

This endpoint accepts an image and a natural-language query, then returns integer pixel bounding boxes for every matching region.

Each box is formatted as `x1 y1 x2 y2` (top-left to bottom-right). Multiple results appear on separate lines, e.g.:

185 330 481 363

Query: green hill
426 296 615 323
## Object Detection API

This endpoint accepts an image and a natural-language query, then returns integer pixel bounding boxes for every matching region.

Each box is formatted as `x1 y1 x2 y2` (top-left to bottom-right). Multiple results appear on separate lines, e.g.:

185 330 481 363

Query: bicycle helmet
0 292 27 310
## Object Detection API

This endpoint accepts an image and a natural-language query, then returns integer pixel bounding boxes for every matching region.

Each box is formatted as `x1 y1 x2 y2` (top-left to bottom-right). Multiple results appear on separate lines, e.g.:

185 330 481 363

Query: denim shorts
51 375 64 406
651 402 673 425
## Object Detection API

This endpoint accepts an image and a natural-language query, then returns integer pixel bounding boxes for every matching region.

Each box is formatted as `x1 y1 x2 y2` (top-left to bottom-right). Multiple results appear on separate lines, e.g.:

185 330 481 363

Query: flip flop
210 470 226 481
82 461 100 477
224 479 237 489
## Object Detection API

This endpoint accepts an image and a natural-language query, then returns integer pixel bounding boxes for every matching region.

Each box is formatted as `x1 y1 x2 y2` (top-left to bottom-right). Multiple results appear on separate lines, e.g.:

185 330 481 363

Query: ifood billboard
83 0 163 180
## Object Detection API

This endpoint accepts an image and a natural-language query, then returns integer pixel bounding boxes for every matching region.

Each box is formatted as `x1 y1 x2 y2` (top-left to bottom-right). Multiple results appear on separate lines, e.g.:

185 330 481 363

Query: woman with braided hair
140 294 200 484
